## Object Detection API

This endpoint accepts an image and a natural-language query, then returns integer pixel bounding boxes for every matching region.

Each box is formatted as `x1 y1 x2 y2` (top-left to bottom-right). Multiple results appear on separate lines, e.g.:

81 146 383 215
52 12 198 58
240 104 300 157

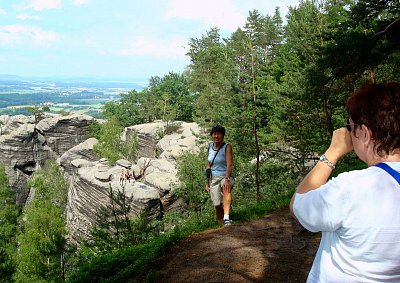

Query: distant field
1 103 105 118
0 77 138 118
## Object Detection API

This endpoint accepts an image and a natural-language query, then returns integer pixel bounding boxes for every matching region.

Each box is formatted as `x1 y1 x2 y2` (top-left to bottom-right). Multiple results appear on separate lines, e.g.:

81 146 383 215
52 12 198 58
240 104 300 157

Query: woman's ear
360 124 372 145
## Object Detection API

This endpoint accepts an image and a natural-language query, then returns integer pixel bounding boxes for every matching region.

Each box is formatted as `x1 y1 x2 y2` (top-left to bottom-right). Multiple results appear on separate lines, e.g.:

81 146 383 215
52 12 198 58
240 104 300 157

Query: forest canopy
103 0 399 159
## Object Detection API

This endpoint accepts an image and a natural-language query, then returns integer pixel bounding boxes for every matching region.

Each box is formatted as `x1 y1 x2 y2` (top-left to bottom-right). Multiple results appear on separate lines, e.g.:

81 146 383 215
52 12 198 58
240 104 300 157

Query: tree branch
373 17 400 37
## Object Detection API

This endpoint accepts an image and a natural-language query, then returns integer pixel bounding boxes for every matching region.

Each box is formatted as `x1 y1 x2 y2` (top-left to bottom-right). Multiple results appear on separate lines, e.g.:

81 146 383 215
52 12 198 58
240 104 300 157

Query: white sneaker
223 219 231 226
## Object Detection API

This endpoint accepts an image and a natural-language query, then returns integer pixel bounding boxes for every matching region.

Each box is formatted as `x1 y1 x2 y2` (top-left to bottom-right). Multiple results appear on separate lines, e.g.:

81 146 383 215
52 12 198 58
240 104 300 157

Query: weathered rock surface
67 159 162 243
58 138 98 175
36 114 93 156
1 115 205 244
64 121 204 243
0 114 93 204
0 115 34 135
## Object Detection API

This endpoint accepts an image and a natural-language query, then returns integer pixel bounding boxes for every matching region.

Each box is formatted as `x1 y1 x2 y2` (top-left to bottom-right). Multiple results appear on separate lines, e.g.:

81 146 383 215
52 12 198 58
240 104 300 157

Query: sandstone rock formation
126 121 202 199
0 114 93 204
36 114 93 156
61 120 204 244
66 158 162 244
1 115 205 244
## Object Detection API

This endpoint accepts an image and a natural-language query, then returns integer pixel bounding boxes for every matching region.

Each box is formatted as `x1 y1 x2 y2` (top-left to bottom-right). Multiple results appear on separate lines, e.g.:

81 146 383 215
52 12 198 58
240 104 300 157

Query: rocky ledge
1 115 205 245
60 121 204 244
0 114 93 204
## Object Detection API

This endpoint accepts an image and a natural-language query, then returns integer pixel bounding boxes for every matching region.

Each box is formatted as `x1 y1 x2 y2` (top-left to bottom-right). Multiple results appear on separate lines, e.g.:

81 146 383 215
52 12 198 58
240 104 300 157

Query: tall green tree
225 9 284 200
89 185 135 252
318 0 400 84
0 165 20 283
102 72 194 127
149 72 194 122
14 161 69 283
278 0 346 155
272 0 400 167
187 28 238 128
102 90 147 127
87 184 163 253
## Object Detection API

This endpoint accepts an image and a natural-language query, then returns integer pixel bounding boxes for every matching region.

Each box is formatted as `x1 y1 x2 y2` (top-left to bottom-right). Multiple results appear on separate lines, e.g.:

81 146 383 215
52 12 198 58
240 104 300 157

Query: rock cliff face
60 121 203 244
0 114 93 204
36 114 93 156
65 158 162 244
0 115 204 245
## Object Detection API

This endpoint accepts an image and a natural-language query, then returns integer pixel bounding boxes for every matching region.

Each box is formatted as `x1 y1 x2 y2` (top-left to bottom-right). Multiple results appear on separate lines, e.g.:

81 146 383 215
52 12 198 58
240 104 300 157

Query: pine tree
0 165 20 283
88 185 135 251
13 161 68 283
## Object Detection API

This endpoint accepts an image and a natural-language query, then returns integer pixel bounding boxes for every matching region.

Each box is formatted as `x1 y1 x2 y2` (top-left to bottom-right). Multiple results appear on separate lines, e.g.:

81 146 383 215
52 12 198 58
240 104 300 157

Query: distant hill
0 75 148 90
54 80 146 90
0 74 25 81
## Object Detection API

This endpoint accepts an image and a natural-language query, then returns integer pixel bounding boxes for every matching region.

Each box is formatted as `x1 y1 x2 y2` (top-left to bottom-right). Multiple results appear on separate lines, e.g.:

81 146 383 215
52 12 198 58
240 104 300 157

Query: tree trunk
249 40 261 201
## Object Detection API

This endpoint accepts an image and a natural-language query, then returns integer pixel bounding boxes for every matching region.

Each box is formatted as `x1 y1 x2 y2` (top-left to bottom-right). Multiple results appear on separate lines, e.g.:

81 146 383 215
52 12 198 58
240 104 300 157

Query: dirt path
154 207 321 282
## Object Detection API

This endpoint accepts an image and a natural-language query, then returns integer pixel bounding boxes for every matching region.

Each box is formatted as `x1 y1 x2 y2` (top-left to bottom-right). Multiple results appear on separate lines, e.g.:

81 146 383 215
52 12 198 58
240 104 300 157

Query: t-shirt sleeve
293 175 349 233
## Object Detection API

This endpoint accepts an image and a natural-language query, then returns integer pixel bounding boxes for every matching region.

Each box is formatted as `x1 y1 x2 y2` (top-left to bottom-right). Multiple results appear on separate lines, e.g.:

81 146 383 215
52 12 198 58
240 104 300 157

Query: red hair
346 82 400 156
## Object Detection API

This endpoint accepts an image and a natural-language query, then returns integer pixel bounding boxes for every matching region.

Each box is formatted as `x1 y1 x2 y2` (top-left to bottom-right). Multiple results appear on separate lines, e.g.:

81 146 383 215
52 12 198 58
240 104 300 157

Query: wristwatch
319 154 335 169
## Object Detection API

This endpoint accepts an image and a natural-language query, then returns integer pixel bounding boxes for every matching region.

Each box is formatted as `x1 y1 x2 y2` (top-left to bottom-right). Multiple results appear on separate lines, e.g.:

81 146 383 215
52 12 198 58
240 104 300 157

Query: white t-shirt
293 162 400 282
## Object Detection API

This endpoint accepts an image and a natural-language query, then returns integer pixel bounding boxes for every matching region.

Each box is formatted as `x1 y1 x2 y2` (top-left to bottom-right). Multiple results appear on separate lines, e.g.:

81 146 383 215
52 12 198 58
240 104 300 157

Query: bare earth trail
153 207 321 283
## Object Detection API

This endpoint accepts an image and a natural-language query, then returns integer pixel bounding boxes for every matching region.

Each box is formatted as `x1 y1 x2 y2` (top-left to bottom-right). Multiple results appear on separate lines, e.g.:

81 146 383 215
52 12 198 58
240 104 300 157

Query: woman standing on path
290 82 400 282
206 125 234 226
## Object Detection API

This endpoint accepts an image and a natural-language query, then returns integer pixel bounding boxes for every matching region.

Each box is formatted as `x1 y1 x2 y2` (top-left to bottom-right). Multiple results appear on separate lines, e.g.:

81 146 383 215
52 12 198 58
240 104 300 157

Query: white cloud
23 0 62 11
0 25 58 47
0 8 6 15
16 14 41 20
119 36 187 59
163 0 245 31
71 0 90 6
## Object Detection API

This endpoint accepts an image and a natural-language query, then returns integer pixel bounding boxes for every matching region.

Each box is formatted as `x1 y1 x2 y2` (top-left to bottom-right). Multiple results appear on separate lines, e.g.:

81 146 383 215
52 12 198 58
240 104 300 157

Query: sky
0 0 299 81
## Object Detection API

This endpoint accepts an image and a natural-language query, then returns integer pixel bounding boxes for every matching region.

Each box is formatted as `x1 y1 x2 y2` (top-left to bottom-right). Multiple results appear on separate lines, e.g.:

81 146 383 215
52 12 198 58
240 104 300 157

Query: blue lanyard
374 163 400 185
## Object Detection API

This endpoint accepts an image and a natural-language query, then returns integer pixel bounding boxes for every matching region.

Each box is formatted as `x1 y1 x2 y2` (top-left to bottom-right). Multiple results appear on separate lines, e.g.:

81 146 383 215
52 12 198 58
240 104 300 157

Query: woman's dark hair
346 82 400 156
210 125 225 136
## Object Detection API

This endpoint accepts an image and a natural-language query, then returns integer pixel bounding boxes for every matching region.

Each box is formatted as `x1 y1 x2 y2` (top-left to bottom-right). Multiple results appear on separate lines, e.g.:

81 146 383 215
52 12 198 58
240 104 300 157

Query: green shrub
87 120 102 139
173 151 210 212
164 122 182 135
93 116 138 165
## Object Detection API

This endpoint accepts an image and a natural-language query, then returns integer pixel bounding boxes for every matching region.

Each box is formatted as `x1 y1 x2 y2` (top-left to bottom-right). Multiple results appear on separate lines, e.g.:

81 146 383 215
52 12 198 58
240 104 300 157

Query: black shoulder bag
205 142 225 179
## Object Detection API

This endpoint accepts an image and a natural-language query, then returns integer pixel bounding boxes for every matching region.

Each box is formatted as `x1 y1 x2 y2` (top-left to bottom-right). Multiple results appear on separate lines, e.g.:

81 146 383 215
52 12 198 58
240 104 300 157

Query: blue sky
0 0 299 81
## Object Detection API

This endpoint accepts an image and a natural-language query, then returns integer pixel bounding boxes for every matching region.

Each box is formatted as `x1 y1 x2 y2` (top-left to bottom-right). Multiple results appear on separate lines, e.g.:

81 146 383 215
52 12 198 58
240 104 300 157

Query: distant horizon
0 73 150 85
0 0 299 79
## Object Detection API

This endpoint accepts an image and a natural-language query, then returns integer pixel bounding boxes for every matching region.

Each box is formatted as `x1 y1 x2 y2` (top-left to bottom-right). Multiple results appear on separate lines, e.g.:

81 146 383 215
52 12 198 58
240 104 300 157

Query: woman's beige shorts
209 176 234 206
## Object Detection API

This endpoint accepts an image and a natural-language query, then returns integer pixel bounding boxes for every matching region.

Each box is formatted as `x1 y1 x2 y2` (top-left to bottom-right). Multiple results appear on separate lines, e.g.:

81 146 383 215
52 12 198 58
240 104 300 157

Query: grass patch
231 191 293 222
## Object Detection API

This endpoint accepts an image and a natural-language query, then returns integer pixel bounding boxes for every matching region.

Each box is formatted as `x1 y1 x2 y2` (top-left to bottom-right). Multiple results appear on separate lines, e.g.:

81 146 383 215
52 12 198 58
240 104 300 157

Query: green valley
0 76 146 118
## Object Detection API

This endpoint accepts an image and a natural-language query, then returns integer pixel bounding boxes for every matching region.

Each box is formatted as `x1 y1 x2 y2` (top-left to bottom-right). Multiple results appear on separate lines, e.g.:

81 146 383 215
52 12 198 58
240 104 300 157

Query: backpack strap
374 163 400 185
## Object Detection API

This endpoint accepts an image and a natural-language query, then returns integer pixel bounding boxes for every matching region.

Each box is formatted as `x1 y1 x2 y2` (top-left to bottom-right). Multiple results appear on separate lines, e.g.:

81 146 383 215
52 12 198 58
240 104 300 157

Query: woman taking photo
206 125 234 226
290 82 400 282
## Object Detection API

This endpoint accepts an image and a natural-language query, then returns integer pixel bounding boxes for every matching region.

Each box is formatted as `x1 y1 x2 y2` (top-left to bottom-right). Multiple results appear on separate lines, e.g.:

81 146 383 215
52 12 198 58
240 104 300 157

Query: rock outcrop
0 115 205 245
61 120 204 244
126 121 202 198
58 138 98 175
36 114 93 156
0 114 93 204
66 158 162 243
